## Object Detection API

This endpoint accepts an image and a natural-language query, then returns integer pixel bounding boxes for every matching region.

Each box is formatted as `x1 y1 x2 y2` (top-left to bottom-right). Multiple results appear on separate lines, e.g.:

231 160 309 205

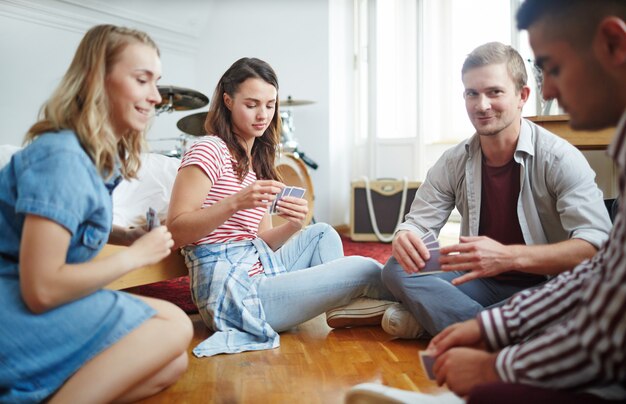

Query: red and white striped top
478 111 626 400
180 136 267 276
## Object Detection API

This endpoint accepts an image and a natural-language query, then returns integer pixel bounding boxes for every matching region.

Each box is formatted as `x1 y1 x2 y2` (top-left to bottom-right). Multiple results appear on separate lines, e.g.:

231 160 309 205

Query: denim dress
0 131 155 403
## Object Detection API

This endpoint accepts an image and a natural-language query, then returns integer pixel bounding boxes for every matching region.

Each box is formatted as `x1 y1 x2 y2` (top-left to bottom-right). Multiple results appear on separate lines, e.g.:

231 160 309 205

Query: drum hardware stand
278 96 319 223
292 149 318 170
279 97 319 170
155 85 209 116
155 96 174 116
149 134 192 158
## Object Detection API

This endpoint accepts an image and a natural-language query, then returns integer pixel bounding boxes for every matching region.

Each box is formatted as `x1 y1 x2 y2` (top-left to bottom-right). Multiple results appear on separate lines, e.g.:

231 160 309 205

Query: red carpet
124 235 392 314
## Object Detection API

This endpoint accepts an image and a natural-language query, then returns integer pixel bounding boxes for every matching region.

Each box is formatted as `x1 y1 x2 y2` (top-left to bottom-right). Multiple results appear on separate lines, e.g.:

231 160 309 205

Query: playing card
146 207 160 230
271 187 290 214
421 231 437 245
271 186 306 214
419 242 443 275
287 187 306 199
419 351 436 380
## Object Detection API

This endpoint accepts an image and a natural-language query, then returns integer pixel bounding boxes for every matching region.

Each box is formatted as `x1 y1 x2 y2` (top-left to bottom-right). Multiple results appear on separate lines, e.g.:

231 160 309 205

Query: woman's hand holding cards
234 180 284 210
274 187 308 229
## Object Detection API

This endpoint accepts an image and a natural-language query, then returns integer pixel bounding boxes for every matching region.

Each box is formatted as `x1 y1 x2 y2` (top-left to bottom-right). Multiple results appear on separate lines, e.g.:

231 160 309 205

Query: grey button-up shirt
397 119 611 248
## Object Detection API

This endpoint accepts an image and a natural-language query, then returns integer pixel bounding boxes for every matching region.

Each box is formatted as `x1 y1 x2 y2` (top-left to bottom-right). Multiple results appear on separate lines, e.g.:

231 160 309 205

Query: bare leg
114 351 188 404
49 296 193 404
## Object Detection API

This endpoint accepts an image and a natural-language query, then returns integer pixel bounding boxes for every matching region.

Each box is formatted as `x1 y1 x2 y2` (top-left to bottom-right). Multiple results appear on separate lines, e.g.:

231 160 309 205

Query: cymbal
156 85 209 113
177 112 209 136
281 96 314 107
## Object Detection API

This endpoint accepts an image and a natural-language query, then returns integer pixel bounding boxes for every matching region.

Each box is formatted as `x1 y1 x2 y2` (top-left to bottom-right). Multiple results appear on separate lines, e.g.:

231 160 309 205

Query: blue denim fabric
185 223 395 356
382 256 534 336
0 131 114 267
0 131 155 403
260 223 395 331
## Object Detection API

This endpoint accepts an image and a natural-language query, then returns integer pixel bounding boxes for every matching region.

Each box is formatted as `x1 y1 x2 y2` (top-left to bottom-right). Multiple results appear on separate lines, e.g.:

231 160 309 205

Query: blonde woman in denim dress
0 25 192 403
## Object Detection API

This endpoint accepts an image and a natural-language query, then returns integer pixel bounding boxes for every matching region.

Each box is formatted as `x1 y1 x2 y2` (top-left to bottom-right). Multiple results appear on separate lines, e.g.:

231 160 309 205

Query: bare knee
160 303 193 351
139 296 194 351
161 352 189 388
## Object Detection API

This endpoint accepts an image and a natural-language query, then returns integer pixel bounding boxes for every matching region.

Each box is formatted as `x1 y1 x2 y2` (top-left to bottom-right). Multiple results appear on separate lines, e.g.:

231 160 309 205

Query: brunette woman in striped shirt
167 58 395 356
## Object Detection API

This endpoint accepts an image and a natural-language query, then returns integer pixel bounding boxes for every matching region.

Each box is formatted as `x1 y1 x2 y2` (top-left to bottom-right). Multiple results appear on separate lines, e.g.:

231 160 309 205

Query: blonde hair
25 24 160 180
462 42 527 93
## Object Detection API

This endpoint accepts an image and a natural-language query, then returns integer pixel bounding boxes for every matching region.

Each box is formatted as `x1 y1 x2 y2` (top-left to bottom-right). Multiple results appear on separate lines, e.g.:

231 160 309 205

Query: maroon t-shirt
479 157 545 285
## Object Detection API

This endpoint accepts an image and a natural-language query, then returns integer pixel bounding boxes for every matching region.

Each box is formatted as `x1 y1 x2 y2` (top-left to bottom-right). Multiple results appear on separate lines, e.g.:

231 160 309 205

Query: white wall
0 0 202 148
0 11 81 146
0 0 351 225
195 0 337 224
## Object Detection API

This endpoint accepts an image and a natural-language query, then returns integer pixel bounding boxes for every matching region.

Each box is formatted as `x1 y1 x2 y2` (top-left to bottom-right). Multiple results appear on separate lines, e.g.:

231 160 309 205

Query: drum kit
152 86 318 225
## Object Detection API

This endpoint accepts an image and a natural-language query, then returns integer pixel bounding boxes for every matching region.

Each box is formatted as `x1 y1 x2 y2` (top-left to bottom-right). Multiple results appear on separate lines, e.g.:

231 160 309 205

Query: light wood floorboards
137 314 450 403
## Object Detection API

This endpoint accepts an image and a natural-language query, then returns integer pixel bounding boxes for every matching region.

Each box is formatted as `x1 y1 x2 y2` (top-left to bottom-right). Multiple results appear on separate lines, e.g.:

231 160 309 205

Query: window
356 0 536 144
374 0 417 140
421 0 512 143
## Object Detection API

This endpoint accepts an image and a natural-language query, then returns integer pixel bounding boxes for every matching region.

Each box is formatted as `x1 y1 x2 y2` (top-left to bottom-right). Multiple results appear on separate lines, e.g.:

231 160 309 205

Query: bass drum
273 153 314 227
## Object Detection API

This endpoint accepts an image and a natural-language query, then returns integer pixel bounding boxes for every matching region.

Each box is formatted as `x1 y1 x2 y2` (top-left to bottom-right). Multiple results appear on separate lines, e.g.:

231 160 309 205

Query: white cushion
112 153 181 227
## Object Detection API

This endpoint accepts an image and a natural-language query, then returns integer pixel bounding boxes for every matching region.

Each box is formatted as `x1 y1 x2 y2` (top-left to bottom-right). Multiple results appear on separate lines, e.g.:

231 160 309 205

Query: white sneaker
345 383 464 404
326 298 396 328
381 303 425 339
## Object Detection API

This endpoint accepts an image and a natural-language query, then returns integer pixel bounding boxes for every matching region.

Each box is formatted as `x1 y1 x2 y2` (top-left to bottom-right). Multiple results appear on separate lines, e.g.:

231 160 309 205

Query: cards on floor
270 186 306 214
419 230 443 276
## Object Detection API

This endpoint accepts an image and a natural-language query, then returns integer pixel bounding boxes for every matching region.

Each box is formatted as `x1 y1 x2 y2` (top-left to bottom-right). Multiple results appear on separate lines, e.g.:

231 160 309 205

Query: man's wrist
484 352 501 383
508 244 525 271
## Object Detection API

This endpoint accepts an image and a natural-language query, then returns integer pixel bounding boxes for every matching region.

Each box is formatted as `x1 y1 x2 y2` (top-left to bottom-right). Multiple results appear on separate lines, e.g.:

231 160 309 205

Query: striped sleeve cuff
495 345 520 383
479 308 510 350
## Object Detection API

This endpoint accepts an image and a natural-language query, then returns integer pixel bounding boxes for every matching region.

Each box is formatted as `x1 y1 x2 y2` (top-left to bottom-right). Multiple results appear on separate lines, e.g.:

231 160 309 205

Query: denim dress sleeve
0 131 156 404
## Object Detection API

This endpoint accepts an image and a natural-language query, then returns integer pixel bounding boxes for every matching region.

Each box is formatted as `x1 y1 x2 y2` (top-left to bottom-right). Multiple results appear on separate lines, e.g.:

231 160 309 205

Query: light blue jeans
382 256 540 336
258 223 395 331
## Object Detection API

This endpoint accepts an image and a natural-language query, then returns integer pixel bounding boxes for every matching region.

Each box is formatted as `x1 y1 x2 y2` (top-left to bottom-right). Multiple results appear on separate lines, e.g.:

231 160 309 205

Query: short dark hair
517 0 626 46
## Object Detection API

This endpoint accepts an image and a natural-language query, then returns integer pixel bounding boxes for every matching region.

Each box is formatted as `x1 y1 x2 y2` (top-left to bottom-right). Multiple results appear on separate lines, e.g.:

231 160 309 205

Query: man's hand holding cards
419 351 437 381
418 230 443 276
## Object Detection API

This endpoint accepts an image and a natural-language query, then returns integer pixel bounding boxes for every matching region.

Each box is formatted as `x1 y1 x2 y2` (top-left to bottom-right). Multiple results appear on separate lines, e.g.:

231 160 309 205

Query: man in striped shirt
347 0 626 403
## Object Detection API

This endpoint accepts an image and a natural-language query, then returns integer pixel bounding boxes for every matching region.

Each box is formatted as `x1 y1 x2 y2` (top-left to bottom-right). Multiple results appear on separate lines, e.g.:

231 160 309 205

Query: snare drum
273 153 314 227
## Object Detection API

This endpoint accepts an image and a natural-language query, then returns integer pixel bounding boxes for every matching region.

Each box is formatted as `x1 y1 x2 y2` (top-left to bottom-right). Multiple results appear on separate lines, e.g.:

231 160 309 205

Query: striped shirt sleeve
180 137 224 184
479 236 626 389
479 258 597 350
477 116 626 392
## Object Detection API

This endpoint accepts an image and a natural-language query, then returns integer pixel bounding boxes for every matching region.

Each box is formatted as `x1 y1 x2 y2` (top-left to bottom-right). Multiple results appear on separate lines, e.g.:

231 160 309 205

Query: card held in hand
146 207 160 230
419 351 437 380
270 186 306 214
419 231 443 276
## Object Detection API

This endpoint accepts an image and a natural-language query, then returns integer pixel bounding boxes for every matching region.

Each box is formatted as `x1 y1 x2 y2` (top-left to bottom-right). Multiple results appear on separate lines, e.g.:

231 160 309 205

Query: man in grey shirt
381 41 612 339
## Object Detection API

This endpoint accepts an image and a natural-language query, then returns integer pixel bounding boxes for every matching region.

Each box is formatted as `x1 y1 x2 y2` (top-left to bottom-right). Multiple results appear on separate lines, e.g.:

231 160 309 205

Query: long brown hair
25 24 160 180
205 57 281 181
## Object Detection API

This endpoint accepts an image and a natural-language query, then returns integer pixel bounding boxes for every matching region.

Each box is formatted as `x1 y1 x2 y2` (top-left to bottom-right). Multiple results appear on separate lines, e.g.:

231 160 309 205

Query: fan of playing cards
270 186 306 215
419 230 443 275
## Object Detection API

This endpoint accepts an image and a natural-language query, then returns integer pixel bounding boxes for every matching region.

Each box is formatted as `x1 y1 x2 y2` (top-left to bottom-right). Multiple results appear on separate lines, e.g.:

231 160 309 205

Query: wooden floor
137 314 450 403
